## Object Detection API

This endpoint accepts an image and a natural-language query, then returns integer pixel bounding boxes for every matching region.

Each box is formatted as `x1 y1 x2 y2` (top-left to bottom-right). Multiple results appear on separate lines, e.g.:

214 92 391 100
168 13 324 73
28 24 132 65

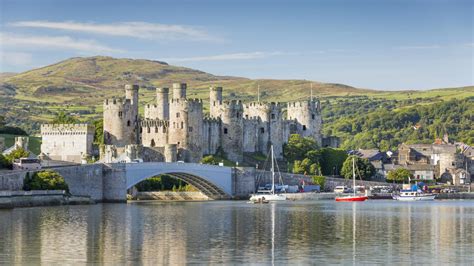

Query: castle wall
41 124 94 163
212 100 244 163
140 119 169 148
202 118 221 155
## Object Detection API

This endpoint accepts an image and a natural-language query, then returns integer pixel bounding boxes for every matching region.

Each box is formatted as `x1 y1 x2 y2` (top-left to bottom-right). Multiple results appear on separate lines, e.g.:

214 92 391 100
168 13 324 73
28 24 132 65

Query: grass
0 134 42 155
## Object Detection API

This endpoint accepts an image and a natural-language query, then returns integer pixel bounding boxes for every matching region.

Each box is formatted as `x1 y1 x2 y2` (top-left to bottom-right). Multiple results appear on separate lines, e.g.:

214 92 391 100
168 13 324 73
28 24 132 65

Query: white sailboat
249 145 287 202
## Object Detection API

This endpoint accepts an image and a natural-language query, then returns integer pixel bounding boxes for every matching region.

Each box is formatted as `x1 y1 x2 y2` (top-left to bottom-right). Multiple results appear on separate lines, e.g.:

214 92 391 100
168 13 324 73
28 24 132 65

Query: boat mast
271 145 275 195
352 156 356 196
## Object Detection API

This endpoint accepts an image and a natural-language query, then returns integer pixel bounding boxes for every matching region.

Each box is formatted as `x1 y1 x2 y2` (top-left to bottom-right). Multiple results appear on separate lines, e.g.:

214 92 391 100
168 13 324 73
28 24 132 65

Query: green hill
0 56 473 135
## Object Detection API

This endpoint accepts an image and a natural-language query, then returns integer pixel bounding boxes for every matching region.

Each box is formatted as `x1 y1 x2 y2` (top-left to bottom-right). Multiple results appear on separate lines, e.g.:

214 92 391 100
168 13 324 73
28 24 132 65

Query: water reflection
0 201 473 264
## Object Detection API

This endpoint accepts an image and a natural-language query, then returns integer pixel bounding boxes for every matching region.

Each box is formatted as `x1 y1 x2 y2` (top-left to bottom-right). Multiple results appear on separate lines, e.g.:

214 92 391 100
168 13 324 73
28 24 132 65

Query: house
352 149 389 179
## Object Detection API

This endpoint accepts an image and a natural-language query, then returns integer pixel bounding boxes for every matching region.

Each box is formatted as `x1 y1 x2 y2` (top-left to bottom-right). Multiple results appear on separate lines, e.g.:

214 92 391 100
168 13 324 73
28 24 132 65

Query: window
127 120 131 127
176 112 180 118
303 125 307 131
245 115 249 119
312 114 315 120
189 127 193 132
147 127 151 133
271 114 275 119
181 122 184 129
140 127 143 133
118 111 123 118
224 128 228 134
260 127 265 134
155 127 158 133
151 139 155 147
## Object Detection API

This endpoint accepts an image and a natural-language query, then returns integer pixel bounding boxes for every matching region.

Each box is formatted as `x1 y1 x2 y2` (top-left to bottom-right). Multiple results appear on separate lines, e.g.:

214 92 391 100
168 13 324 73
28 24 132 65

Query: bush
0 126 28 135
201 155 219 165
0 154 9 169
312 175 326 189
23 170 69 191
5 148 29 164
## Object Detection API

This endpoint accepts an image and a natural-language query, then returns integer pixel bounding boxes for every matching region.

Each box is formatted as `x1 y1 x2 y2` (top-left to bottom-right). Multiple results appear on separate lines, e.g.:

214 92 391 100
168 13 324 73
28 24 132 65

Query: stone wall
0 171 24 190
40 123 95 163
53 164 104 201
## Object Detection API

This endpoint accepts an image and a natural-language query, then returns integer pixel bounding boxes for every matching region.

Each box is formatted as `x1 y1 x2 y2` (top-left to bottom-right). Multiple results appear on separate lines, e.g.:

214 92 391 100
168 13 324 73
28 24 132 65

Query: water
1 200 473 264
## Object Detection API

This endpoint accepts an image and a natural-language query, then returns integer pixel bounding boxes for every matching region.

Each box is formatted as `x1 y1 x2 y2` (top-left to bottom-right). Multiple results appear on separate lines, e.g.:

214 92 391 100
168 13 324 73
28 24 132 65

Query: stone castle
102 83 322 163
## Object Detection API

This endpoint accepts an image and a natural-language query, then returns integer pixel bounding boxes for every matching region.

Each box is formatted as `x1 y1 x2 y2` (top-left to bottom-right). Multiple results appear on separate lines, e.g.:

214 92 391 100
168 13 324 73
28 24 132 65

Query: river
0 200 473 264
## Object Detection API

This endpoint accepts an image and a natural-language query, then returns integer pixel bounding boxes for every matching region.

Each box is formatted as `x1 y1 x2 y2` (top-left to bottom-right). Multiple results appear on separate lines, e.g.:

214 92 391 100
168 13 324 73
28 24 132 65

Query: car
334 186 349 193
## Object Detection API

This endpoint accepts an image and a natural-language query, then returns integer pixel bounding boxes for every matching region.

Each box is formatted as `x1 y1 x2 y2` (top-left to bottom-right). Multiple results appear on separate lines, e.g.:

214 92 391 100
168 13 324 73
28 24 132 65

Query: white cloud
1 52 33 66
0 32 122 53
162 51 287 62
10 20 218 41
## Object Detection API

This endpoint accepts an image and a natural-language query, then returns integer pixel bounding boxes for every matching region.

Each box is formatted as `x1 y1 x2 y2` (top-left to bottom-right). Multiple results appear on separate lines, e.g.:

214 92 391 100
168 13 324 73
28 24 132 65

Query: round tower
103 84 140 147
156 87 170 120
286 99 322 145
215 100 244 163
164 144 177 162
209 86 223 116
168 98 203 162
172 83 187 99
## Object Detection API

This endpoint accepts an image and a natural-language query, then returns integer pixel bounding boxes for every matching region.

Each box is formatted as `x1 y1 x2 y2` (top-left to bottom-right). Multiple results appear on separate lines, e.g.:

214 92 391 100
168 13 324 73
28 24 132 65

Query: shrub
23 170 69 191
312 175 326 189
201 155 219 165
0 154 9 169
5 148 29 164
386 168 411 183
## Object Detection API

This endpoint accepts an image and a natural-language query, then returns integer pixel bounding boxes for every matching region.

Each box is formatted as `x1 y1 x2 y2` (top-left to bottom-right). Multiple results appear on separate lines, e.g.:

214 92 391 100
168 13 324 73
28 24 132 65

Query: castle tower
156 87 170 120
168 98 204 162
172 83 187 99
209 86 223 116
214 100 244 163
103 84 140 147
286 99 322 146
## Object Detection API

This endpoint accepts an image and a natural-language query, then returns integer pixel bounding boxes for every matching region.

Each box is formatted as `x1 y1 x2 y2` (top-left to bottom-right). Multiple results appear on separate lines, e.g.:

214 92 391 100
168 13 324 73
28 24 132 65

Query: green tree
319 148 347 176
201 155 219 165
0 154 10 169
23 170 69 191
292 158 313 174
5 148 30 164
312 175 326 189
93 119 104 145
283 134 318 162
386 168 411 183
51 111 79 124
341 155 375 180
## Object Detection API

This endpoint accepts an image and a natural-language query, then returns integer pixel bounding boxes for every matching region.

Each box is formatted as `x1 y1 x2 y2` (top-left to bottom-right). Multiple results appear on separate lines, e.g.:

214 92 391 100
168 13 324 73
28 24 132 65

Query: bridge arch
125 163 233 199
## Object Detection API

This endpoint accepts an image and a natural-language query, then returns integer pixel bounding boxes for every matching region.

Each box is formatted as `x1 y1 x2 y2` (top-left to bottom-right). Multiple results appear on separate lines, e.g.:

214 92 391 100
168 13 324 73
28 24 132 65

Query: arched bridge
125 162 233 199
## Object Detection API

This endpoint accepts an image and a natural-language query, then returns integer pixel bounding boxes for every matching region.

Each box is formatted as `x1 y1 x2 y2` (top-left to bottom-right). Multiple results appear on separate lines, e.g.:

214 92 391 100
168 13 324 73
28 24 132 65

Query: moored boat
335 157 368 202
393 190 436 201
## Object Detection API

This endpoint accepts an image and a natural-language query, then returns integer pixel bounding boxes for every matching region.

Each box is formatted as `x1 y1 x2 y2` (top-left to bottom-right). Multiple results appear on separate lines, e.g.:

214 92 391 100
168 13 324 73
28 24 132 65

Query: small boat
335 157 368 202
392 190 436 201
248 198 270 204
249 145 287 202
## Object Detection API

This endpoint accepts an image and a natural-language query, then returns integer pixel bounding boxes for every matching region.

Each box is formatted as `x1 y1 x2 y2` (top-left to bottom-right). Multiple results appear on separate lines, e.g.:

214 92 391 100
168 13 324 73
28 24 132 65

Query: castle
102 83 322 163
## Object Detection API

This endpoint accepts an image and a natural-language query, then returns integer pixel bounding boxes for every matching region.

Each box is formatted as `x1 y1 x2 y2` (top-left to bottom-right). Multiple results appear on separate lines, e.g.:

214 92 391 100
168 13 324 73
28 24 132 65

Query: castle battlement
140 119 169 128
41 123 94 135
203 116 221 123
287 100 318 108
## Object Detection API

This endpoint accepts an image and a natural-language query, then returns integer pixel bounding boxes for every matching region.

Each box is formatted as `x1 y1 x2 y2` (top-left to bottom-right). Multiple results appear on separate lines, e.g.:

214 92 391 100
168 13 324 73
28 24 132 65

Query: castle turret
103 84 140 147
168 98 203 162
286 99 322 146
156 87 170 120
172 83 187 99
209 86 223 116
214 100 244 163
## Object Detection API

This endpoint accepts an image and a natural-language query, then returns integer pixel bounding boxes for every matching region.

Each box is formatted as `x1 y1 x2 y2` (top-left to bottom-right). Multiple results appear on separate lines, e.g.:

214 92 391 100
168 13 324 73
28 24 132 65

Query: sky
0 0 472 90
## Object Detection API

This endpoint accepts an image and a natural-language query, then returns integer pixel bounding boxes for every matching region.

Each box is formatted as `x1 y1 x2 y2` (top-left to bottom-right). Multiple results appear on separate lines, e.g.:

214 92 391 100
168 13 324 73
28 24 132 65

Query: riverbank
0 190 94 209
134 191 210 201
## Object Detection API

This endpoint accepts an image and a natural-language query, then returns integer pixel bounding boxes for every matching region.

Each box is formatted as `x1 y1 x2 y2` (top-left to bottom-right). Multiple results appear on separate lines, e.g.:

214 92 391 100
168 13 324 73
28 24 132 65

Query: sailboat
249 145 287 202
335 157 368 202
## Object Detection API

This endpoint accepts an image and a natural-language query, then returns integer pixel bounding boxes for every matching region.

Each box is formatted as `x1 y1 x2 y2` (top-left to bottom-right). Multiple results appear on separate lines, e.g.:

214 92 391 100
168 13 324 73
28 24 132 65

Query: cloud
10 20 218 41
162 51 289 62
0 32 122 53
1 52 33 66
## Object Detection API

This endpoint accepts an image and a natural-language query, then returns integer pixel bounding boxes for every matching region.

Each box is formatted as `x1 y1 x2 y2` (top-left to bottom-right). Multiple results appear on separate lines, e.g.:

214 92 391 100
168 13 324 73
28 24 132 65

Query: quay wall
135 191 210 201
0 190 93 209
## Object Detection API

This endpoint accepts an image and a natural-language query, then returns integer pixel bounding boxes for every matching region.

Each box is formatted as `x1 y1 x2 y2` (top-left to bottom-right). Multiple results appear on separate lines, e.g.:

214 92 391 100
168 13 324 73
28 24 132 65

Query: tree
283 134 318 162
312 175 326 189
93 119 104 145
0 154 9 169
23 170 69 191
341 155 375 180
5 148 30 164
51 111 79 124
201 155 219 165
320 148 347 176
386 168 411 183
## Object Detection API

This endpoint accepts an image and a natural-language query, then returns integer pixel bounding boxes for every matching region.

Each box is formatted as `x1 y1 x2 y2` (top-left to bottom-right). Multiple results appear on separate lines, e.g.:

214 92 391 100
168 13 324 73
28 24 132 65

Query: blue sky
0 0 472 90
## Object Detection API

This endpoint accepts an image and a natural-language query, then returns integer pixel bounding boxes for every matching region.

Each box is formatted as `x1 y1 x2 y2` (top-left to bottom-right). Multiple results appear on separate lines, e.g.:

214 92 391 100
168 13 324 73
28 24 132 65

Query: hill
0 56 473 135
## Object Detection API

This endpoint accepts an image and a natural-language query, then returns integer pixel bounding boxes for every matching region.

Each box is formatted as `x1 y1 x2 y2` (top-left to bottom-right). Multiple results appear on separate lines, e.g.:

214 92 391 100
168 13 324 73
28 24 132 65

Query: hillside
0 56 473 135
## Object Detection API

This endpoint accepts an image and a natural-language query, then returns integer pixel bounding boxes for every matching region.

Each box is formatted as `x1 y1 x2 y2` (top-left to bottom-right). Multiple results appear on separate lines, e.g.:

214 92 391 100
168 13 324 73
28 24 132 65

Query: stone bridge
125 163 232 199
